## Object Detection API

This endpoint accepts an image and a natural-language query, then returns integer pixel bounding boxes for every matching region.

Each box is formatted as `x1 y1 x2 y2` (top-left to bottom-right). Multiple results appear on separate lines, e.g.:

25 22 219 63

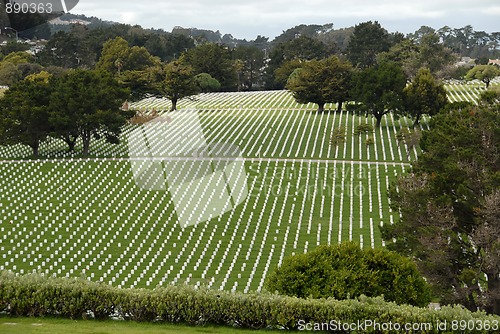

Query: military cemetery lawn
0 79 498 292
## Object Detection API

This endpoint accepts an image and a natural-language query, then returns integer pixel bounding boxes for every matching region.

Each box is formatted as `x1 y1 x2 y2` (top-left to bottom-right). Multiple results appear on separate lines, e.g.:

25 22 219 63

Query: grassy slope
0 80 497 292
0 316 279 334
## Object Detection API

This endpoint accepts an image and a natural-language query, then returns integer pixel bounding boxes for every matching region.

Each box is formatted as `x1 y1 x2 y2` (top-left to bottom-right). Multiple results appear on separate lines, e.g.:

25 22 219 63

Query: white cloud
120 12 137 24
72 0 500 39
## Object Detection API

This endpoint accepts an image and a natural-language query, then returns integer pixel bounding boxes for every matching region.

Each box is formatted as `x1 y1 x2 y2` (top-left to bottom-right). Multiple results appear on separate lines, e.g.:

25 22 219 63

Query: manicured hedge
1 271 500 333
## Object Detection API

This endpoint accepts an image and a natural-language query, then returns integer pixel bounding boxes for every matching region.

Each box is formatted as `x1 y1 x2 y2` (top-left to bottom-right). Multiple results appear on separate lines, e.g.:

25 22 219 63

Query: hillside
0 79 497 292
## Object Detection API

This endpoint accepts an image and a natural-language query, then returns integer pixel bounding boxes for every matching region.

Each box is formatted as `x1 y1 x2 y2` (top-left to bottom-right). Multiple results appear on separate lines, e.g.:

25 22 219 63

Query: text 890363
5 1 53 14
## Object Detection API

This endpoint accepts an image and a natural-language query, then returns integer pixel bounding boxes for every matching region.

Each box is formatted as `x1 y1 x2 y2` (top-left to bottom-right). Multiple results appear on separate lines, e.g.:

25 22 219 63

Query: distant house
27 45 45 56
488 59 500 66
50 17 91 26
69 19 91 26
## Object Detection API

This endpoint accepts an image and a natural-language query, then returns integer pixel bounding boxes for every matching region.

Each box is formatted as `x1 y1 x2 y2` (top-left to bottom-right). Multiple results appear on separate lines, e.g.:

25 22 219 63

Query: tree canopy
0 62 22 86
181 43 237 91
49 70 132 155
96 37 159 75
160 60 200 111
480 86 500 105
232 45 266 90
403 68 449 126
378 33 457 78
38 25 96 69
466 65 500 88
286 56 353 112
346 21 391 68
194 73 221 93
264 36 331 89
382 102 500 314
350 61 407 127
0 77 52 157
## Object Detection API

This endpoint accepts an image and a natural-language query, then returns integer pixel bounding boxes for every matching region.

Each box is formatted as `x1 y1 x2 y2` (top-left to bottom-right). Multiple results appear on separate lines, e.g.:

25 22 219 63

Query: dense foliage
382 102 500 314
346 21 393 68
266 242 431 307
466 65 500 88
49 70 133 155
285 56 352 112
403 68 449 126
378 33 457 79
181 43 237 91
350 61 407 127
161 60 199 110
1 18 498 94
0 76 51 156
1 271 499 332
0 70 133 156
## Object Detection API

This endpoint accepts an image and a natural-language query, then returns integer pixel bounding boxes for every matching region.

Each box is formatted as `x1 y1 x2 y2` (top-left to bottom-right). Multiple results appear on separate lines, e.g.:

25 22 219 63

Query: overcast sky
72 0 500 40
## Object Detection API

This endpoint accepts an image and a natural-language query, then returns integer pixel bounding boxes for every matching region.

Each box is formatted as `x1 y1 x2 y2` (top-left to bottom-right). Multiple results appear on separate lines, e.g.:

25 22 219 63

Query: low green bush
266 242 432 307
330 126 346 146
1 270 500 333
354 123 374 135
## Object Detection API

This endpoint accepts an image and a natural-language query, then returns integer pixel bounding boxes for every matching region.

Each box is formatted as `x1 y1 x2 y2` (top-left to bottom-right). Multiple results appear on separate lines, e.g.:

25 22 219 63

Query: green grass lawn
0 81 497 293
0 316 281 334
0 159 404 290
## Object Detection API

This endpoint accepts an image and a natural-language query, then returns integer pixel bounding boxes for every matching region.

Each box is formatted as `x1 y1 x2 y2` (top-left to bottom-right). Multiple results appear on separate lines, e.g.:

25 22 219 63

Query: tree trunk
487 274 500 315
375 114 382 128
317 103 325 113
412 114 421 128
31 141 39 158
64 135 77 152
170 98 178 111
68 140 76 152
337 101 343 113
249 61 254 90
82 131 91 157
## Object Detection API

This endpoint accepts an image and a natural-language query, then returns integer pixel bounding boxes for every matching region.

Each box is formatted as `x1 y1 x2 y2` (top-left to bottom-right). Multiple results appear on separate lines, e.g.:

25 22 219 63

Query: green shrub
365 136 374 145
330 126 346 146
118 288 157 322
396 127 410 143
1 270 499 333
265 242 432 307
354 123 374 135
